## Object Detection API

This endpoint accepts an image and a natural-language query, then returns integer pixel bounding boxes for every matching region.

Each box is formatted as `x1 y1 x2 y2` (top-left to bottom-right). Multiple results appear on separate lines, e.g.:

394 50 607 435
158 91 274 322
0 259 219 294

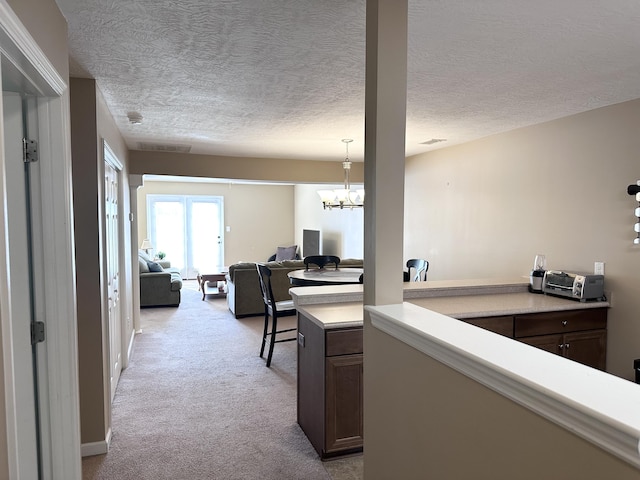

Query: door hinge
31 321 45 345
23 138 38 163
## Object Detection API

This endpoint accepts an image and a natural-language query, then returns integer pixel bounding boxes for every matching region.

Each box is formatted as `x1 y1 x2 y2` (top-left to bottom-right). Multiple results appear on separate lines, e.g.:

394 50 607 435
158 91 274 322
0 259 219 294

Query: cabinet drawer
326 328 363 357
462 316 513 337
514 308 607 338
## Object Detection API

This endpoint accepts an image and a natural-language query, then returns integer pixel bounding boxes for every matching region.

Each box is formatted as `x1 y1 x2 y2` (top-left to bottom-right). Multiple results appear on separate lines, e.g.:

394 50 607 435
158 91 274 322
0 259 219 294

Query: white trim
126 328 135 362
366 302 640 470
129 175 143 333
0 0 66 96
37 93 82 479
80 428 112 457
104 140 123 171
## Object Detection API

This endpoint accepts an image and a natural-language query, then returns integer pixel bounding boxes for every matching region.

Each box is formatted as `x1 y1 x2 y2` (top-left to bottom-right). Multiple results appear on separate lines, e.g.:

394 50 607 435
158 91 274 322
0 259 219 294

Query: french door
147 195 224 278
104 143 122 402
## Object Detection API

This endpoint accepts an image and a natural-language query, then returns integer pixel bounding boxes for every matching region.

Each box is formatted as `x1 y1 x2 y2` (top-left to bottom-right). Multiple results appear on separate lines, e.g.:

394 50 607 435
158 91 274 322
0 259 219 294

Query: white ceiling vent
420 138 447 145
137 142 192 153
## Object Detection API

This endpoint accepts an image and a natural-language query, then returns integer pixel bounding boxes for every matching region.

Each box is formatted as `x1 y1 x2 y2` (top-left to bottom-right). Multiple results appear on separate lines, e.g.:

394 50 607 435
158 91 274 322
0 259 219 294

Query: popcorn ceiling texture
57 0 640 161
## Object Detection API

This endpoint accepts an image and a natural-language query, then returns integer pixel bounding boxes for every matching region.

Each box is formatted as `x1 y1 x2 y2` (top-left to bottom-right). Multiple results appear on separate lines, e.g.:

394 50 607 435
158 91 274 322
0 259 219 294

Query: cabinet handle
565 343 570 349
562 320 568 326
558 344 564 349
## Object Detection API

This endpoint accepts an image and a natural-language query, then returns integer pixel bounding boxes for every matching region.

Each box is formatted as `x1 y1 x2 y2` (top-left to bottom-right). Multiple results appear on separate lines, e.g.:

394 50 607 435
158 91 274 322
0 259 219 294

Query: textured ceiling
55 0 640 162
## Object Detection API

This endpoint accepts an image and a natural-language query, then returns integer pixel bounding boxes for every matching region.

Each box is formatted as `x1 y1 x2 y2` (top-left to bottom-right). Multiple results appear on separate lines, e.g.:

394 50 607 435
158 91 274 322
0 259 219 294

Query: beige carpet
82 282 363 480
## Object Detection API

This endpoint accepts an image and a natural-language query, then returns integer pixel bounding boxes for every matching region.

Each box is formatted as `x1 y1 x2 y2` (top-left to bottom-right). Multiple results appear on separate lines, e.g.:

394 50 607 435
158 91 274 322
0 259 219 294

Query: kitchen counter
290 276 533 308
293 277 609 329
409 291 608 319
295 277 615 464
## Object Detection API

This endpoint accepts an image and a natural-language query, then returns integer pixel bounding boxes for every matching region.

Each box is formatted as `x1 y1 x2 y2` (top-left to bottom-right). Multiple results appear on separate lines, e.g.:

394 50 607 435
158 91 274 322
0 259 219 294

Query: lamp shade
140 239 153 250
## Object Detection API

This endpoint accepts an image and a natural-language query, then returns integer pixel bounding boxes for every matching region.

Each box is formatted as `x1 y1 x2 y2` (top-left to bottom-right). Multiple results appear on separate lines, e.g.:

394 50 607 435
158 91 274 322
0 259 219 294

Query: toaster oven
542 270 605 301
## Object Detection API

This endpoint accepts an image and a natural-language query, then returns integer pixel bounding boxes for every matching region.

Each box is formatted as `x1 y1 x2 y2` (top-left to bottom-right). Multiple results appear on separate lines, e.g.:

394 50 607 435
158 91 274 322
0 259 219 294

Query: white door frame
103 141 123 402
0 3 81 479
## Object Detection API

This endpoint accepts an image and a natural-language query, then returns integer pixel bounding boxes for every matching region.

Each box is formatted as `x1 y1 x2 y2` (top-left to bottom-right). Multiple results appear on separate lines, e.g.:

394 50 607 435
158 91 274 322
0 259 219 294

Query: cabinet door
325 354 363 454
518 333 564 356
564 330 607 371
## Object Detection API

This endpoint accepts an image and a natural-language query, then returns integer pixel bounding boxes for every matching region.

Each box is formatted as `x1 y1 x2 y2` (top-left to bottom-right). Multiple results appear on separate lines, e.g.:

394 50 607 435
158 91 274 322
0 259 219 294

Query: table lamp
140 239 153 255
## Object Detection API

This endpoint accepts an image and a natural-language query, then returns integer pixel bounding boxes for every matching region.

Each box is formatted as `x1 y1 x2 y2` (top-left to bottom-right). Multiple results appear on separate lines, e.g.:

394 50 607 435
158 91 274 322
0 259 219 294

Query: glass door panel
148 194 224 278
189 200 223 277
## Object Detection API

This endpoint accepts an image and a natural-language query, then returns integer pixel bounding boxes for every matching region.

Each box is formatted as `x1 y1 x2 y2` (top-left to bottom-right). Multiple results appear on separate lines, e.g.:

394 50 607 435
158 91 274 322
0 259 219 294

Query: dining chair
256 263 297 367
304 255 341 270
405 258 429 282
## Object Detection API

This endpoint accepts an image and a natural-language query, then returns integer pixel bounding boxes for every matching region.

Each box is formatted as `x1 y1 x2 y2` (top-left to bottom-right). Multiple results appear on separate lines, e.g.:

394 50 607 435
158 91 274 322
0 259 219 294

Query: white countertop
293 279 609 329
290 276 532 307
297 302 364 329
409 292 608 319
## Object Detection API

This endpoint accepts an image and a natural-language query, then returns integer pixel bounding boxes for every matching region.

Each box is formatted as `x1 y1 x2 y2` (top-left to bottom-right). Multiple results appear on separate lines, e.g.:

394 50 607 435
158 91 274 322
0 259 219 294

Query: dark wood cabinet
464 308 607 371
297 312 363 459
325 354 364 453
462 315 514 337
515 308 607 370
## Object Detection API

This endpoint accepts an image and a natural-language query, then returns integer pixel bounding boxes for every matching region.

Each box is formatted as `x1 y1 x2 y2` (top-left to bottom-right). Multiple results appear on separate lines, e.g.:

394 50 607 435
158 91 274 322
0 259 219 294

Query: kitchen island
291 277 616 462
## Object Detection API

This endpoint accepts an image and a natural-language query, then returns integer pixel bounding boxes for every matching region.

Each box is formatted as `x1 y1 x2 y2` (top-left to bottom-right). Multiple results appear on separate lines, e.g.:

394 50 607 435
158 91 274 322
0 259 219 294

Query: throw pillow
139 257 150 273
139 249 153 262
147 261 164 272
275 245 297 261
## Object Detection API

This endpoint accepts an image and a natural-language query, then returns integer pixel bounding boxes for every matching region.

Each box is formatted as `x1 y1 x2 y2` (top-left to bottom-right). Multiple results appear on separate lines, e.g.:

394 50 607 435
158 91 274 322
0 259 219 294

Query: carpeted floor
81 281 363 480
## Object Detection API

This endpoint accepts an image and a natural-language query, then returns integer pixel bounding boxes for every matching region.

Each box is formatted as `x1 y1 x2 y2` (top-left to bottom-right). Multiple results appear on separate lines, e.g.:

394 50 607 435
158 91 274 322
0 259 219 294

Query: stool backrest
304 255 341 270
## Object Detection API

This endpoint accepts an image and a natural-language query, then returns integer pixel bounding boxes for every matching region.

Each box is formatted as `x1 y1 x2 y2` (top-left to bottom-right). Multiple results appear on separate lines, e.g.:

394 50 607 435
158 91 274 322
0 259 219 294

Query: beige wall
364 322 640 479
293 184 364 259
129 150 364 184
404 98 640 379
1 0 68 475
71 78 130 445
137 180 295 266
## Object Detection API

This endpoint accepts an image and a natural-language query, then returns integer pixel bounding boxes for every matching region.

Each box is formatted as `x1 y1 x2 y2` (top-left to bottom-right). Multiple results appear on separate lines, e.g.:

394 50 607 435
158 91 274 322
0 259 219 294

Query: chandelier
318 139 365 210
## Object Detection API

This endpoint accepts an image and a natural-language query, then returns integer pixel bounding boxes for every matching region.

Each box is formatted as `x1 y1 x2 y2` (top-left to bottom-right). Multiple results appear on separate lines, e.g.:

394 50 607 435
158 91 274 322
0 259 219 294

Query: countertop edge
296 303 364 330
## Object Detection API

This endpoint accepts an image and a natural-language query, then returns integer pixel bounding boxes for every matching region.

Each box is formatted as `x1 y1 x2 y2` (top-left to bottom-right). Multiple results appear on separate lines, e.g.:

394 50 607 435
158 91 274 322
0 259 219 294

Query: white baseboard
81 428 111 457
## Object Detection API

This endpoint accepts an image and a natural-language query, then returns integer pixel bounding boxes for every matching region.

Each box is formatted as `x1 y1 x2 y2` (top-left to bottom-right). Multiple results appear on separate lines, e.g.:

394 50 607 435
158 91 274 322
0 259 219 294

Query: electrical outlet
594 262 605 275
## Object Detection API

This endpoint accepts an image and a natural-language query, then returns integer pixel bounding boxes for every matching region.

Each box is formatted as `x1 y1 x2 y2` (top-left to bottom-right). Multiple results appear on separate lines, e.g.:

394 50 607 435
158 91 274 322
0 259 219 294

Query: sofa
226 258 364 318
138 250 183 307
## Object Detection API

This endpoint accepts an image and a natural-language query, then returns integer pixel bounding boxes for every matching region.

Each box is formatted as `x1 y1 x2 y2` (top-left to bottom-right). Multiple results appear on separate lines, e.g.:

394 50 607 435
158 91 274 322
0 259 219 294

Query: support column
363 1 408 478
363 0 408 307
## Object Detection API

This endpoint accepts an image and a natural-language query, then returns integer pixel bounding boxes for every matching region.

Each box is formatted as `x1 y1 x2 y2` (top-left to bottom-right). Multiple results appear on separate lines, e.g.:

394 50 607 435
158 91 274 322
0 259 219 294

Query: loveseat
138 250 183 307
225 258 364 318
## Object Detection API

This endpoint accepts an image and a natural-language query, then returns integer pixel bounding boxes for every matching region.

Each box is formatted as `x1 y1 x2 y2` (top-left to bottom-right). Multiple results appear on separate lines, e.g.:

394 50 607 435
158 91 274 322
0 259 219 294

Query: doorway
0 7 81 479
147 194 224 278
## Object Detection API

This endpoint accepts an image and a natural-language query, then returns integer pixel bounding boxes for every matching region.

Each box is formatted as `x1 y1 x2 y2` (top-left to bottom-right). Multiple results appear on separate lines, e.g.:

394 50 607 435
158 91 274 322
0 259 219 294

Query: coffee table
197 271 228 300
